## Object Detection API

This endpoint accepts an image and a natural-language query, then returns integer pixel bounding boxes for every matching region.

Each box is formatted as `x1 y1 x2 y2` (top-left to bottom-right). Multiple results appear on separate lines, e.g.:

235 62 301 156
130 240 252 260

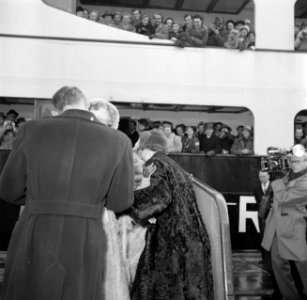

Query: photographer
262 145 307 299
295 23 307 51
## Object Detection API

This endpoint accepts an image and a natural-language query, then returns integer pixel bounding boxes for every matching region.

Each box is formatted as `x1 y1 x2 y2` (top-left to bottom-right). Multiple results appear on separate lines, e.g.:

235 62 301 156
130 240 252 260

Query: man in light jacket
262 144 307 300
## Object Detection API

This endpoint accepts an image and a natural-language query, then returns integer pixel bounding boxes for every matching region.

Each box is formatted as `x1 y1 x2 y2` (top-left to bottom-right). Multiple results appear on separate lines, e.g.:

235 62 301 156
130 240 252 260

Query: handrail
192 176 234 299
0 32 303 54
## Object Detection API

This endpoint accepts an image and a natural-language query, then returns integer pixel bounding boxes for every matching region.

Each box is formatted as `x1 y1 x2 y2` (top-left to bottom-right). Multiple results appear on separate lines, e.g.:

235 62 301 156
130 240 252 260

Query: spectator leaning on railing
75 6 257 49
295 22 307 51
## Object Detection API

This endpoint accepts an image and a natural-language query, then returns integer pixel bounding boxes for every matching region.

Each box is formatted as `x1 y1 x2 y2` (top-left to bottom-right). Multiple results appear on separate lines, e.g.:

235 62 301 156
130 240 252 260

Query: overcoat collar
56 109 101 124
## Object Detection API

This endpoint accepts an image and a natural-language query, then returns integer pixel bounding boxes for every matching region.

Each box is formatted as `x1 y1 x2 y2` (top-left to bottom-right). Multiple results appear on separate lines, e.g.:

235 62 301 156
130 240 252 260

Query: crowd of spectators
294 21 307 51
0 110 26 150
76 6 256 50
125 118 254 155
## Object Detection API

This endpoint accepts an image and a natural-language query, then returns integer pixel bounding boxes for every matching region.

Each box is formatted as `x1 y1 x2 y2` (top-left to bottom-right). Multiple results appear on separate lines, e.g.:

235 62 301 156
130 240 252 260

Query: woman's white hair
89 98 120 129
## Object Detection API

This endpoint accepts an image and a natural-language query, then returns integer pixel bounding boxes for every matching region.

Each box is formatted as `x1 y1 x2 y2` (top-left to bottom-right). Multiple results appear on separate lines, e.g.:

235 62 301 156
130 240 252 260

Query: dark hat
138 130 167 152
6 109 19 117
162 121 173 128
102 11 114 18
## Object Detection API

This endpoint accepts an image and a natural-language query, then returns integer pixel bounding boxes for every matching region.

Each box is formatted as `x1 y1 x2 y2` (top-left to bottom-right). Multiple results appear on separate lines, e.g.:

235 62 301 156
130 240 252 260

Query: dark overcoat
0 109 134 300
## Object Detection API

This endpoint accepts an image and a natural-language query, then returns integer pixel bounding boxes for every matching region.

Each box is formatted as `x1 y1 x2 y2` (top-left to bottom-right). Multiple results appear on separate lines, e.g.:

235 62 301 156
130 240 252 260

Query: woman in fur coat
130 130 214 300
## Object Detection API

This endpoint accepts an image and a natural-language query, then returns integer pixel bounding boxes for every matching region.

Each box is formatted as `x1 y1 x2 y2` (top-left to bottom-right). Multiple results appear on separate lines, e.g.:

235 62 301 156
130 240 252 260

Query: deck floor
0 250 277 299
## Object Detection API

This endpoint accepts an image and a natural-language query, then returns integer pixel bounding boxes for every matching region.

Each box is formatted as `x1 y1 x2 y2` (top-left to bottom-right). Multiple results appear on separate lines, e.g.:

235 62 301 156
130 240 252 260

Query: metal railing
192 177 234 300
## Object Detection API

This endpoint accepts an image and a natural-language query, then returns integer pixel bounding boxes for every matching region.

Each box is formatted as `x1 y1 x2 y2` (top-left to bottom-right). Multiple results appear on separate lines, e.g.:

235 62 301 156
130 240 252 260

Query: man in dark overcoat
0 86 134 300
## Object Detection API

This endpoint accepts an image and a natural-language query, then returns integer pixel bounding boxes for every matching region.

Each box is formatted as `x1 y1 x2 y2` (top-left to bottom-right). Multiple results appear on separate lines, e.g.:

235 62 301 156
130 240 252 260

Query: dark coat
199 134 221 154
135 23 155 37
130 152 213 300
254 182 272 207
181 135 200 153
0 109 134 300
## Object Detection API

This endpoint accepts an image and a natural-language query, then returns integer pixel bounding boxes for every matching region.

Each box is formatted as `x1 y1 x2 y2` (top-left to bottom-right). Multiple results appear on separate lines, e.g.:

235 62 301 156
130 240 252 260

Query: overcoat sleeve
130 163 172 222
273 177 307 207
0 125 26 205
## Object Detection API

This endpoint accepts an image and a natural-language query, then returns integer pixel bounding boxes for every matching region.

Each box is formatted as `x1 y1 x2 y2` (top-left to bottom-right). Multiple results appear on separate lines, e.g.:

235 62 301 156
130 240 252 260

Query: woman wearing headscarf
130 130 213 300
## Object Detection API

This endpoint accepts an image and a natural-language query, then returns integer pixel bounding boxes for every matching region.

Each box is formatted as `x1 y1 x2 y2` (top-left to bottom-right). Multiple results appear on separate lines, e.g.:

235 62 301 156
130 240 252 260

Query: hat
162 121 173 128
102 11 114 18
243 125 252 132
138 130 167 153
6 109 19 117
239 25 249 32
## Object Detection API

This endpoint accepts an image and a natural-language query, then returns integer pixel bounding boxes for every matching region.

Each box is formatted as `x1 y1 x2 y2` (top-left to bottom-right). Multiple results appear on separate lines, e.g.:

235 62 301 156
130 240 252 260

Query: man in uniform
0 86 134 300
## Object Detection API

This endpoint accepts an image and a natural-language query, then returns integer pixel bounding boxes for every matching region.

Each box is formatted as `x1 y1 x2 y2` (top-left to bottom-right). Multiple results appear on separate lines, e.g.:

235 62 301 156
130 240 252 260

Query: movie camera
260 144 306 178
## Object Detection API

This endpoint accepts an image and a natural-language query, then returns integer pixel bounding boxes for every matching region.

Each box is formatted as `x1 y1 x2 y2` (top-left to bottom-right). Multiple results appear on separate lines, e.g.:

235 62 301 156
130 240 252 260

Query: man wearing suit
254 170 272 234
262 145 307 300
0 86 134 300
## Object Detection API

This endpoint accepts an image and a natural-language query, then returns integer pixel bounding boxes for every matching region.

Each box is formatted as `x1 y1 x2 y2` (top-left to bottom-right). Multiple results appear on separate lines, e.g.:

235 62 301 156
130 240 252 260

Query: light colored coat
165 133 182 153
262 173 307 261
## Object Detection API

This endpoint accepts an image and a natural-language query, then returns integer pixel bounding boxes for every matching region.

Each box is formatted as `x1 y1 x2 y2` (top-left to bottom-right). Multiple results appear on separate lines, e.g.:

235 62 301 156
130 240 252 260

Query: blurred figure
207 16 228 47
76 6 85 18
135 15 155 37
295 127 303 144
138 118 152 132
112 12 122 28
131 8 141 26
197 121 206 140
235 125 244 139
219 125 234 154
175 124 186 138
0 129 15 150
127 119 139 147
182 125 200 153
119 13 135 32
89 98 119 129
165 17 174 31
224 29 240 49
186 14 208 47
235 20 245 31
162 121 182 153
151 13 169 39
239 31 256 50
295 22 307 51
182 14 193 32
89 10 99 22
102 11 114 26
231 125 254 155
6 109 18 122
199 122 221 155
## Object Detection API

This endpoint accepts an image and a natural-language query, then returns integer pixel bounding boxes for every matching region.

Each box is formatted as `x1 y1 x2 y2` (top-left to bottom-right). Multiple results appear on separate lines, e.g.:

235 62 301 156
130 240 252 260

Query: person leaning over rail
262 144 307 300
130 130 213 300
